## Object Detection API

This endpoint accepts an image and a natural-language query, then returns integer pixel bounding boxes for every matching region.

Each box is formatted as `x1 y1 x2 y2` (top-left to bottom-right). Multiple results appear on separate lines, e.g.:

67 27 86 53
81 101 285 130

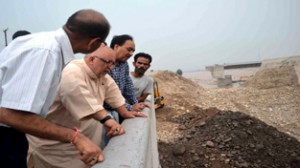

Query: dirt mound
150 71 203 108
151 71 202 92
152 69 300 168
158 110 300 168
245 56 300 89
245 65 299 89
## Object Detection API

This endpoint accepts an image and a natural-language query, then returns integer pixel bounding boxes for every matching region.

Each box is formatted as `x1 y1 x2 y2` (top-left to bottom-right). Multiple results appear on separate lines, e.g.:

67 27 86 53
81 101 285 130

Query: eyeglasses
94 56 116 66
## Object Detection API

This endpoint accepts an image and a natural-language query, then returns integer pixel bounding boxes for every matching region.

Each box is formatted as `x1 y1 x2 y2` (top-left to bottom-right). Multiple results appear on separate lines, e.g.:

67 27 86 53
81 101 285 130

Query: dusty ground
151 60 300 168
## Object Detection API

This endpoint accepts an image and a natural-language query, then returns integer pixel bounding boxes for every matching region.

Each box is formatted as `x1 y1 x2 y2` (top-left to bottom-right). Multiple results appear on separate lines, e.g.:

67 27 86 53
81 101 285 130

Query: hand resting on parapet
103 119 125 137
90 110 125 137
122 110 148 118
71 130 105 166
144 102 151 109
132 102 150 111
116 105 148 119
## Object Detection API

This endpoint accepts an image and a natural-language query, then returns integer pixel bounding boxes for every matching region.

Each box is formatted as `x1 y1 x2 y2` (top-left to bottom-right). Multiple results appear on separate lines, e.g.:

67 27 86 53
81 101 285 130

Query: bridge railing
93 95 160 168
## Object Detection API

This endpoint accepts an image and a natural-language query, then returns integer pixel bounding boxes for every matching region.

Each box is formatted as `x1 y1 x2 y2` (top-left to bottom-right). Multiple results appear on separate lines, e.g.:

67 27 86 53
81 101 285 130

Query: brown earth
150 66 300 168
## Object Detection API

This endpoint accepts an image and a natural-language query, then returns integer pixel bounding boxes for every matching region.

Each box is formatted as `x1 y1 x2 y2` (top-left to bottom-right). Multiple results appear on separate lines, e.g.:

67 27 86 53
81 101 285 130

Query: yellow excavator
153 81 165 109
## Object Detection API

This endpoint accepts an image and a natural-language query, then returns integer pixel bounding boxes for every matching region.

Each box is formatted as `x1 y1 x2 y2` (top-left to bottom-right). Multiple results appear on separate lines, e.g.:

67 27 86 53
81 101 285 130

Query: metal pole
3 28 8 46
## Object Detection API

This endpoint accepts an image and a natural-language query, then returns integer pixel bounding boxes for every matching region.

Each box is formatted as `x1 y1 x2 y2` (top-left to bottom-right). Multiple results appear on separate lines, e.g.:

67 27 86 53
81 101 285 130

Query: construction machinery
153 81 165 109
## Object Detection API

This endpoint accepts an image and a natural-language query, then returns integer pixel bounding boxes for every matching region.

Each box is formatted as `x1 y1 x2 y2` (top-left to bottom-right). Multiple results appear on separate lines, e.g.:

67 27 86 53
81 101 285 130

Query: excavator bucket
153 81 165 109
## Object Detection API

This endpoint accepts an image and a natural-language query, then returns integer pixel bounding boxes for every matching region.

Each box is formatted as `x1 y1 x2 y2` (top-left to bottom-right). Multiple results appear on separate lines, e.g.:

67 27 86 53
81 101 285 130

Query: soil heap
245 56 300 89
151 61 300 168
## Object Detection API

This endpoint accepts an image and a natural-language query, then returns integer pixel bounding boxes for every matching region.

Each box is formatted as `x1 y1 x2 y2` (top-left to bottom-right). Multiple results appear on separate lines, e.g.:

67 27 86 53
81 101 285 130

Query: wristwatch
100 113 114 124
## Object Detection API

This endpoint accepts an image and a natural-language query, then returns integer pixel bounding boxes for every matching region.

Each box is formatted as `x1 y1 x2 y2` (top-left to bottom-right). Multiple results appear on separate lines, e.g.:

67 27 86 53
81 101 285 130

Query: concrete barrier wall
93 95 160 168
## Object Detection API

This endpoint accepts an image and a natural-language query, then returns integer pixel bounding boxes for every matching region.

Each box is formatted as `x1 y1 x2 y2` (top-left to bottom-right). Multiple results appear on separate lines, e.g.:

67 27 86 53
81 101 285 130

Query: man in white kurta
27 46 126 168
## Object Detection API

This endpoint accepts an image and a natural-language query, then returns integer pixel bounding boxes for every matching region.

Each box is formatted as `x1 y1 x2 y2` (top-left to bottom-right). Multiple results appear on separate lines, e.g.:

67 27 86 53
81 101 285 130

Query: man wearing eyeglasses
130 52 154 102
104 35 147 124
27 45 146 168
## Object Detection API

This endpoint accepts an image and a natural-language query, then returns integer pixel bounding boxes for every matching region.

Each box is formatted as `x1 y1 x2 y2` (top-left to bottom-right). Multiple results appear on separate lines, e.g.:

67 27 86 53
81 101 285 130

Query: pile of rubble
152 56 300 168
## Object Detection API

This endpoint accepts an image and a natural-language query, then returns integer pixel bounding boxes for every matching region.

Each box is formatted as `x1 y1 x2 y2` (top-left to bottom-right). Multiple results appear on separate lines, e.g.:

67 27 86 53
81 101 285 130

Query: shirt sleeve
1 48 59 115
123 64 138 105
144 77 154 95
104 75 125 109
58 64 103 120
125 103 133 111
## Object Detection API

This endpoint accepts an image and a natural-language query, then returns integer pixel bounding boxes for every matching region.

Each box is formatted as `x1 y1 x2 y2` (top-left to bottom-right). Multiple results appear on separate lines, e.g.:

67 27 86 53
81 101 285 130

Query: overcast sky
1 0 300 71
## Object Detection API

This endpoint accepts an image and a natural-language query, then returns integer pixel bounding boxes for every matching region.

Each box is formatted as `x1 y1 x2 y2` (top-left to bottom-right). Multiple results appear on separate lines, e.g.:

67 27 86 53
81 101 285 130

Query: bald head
85 44 116 77
65 9 110 41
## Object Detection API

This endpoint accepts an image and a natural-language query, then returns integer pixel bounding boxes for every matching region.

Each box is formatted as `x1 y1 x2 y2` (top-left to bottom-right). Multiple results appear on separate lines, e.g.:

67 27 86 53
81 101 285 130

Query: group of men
0 9 153 168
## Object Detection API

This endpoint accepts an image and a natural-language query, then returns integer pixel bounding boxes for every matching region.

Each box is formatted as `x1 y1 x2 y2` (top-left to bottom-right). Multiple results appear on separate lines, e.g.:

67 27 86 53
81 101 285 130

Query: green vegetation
176 69 183 76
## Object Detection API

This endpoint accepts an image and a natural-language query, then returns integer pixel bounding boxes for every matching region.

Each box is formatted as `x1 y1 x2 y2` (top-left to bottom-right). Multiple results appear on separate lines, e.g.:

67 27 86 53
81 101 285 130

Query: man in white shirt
0 9 110 167
130 52 154 102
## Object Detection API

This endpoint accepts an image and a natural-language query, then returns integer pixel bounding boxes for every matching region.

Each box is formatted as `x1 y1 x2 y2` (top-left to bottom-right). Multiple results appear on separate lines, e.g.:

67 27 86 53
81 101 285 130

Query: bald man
27 45 133 168
0 9 110 167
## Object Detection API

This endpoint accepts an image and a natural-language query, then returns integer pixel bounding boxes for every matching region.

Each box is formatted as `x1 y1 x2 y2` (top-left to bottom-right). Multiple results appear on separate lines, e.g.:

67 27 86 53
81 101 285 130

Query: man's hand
132 102 150 111
91 110 125 137
72 133 104 166
0 108 105 167
121 110 148 118
103 119 125 137
144 102 151 108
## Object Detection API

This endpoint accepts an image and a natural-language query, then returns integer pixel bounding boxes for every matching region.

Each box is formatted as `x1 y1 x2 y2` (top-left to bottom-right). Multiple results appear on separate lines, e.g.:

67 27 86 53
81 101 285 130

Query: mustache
135 67 146 73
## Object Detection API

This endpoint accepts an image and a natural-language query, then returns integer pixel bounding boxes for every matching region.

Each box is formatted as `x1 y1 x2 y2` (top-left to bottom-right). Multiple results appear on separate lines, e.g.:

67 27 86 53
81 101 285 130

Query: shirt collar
115 61 127 66
54 28 74 66
82 60 98 80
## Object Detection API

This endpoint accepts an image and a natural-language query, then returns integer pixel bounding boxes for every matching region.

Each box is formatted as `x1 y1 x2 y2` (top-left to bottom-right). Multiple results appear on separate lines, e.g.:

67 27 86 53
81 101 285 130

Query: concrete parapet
93 95 160 168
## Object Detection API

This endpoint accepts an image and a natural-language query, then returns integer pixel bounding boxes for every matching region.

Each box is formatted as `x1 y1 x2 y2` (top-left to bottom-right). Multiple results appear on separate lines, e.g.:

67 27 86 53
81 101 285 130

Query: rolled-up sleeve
1 48 60 116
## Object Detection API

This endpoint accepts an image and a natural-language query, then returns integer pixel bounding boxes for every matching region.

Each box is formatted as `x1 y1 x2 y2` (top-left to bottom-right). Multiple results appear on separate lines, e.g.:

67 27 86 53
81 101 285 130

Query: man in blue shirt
104 35 147 123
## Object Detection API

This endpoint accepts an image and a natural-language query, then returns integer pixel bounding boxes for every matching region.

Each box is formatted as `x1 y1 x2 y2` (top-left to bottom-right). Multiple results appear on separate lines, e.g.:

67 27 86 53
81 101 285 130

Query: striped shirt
0 28 74 127
105 61 138 111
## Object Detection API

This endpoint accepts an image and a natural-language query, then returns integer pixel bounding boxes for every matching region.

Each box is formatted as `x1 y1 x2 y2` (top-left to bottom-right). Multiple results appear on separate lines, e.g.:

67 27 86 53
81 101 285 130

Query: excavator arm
153 81 165 109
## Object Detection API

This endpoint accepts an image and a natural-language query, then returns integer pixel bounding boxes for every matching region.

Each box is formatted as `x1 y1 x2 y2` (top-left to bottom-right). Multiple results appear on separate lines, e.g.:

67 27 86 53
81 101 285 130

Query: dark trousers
0 126 28 168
